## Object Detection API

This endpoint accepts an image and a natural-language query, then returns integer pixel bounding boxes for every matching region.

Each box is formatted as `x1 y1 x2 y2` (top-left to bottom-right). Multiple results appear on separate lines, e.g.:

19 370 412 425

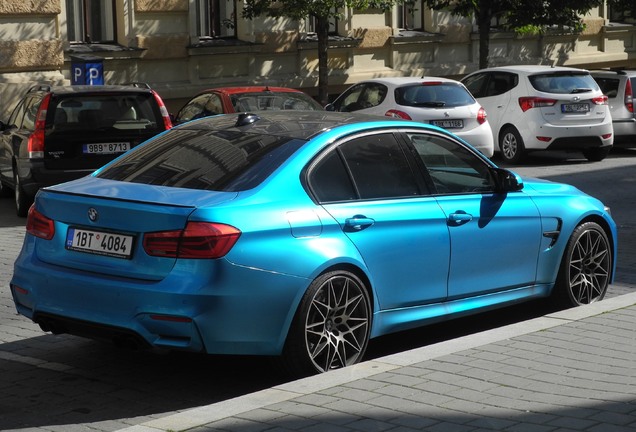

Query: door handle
448 211 472 226
344 215 375 231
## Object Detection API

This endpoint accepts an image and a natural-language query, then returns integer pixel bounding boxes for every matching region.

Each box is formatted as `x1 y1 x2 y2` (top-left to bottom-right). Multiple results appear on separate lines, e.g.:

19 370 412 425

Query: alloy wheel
566 226 610 304
304 274 370 372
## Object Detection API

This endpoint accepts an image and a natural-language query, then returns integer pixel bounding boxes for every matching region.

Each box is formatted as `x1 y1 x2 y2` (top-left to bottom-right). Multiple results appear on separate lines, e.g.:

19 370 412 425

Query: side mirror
324 103 335 112
493 168 523 193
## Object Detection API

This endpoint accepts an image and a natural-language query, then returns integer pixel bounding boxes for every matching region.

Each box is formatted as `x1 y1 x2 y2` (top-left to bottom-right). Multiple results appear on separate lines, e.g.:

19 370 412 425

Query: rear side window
593 77 620 98
96 129 306 191
48 93 165 134
340 133 419 199
529 72 600 94
308 133 420 202
395 83 475 108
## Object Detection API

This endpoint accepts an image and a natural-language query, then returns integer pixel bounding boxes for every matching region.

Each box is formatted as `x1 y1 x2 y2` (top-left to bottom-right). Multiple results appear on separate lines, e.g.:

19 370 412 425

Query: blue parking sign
71 56 104 85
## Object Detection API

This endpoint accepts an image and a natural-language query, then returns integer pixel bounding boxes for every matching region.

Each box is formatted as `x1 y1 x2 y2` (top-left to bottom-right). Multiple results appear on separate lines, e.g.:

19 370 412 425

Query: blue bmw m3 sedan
10 111 617 376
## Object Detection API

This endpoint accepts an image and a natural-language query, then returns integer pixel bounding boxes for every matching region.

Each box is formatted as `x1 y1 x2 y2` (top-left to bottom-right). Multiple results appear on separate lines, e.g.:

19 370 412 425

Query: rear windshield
96 129 306 191
529 72 600 94
230 92 322 111
48 93 165 135
395 83 475 108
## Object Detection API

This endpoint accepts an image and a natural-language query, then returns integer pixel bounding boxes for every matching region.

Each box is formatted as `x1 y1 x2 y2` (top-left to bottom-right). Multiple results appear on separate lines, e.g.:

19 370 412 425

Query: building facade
0 0 635 119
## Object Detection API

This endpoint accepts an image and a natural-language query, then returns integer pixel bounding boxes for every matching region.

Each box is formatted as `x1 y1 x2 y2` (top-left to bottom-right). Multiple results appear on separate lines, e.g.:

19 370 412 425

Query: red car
173 86 323 124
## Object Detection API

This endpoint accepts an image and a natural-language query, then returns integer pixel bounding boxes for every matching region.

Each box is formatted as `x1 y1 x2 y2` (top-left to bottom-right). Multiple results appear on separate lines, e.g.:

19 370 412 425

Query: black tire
552 222 611 308
282 270 371 377
14 172 32 217
499 126 526 164
582 147 611 162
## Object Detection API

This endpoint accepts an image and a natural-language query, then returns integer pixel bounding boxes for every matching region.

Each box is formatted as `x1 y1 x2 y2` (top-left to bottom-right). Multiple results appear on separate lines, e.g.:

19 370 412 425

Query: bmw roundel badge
88 207 99 222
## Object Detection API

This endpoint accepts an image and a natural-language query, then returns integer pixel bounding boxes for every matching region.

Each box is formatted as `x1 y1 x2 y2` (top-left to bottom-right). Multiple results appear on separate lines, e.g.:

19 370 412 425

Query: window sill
65 43 145 60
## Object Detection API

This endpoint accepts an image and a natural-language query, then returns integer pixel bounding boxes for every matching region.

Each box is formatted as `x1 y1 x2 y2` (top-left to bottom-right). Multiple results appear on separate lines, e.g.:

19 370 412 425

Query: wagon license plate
561 103 589 113
83 142 131 154
431 120 463 129
66 228 134 259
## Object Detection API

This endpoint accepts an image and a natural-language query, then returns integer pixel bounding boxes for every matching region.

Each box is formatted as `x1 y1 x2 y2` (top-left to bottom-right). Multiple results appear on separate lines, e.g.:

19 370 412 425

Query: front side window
66 0 116 43
407 133 495 194
333 83 388 112
196 0 236 38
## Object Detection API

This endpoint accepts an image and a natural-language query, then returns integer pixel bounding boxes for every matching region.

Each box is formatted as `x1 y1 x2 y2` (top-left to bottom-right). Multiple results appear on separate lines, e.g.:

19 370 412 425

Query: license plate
561 103 590 113
83 142 131 154
431 120 463 129
66 228 134 259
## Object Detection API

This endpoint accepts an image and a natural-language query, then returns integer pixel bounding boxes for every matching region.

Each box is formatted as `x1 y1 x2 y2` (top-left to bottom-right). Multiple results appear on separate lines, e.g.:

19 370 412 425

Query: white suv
462 65 613 163
590 69 636 147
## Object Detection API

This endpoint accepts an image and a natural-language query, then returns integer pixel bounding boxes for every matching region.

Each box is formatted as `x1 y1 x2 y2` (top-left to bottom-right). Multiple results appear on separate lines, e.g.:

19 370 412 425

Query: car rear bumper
612 118 636 145
455 124 495 157
10 241 307 356
520 121 614 150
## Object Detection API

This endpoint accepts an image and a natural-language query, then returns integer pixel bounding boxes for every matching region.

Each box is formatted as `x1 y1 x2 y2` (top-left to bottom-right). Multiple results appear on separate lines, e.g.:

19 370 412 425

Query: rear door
309 131 450 310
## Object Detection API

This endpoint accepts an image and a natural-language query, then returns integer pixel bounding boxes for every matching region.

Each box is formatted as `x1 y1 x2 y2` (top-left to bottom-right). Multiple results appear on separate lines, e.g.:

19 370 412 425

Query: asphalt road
0 148 635 431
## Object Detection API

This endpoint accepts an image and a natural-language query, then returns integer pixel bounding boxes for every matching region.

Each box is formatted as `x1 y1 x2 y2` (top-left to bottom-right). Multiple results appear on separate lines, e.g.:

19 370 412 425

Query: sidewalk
119 289 636 432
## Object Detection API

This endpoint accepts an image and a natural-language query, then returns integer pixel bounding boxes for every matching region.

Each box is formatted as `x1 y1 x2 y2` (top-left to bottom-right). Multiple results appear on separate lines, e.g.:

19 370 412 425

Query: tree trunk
316 16 330 106
477 0 491 69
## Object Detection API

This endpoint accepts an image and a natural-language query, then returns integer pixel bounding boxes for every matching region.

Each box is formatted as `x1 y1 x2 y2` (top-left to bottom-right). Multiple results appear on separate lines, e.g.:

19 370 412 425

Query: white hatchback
326 77 494 157
462 65 613 163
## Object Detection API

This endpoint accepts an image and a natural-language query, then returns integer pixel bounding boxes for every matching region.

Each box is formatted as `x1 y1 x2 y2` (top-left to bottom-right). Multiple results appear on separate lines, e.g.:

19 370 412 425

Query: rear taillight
592 95 608 105
152 90 173 129
477 107 487 125
625 79 634 113
143 222 241 259
27 93 51 158
518 97 557 112
26 205 55 240
385 109 412 120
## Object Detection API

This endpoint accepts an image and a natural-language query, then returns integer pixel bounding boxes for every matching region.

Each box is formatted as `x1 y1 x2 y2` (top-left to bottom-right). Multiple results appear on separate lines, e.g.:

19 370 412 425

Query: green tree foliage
423 0 606 68
243 0 400 104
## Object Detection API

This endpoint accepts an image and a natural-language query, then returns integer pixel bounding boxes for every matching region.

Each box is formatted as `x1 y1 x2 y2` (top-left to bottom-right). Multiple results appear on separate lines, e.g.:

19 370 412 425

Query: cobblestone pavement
122 292 636 432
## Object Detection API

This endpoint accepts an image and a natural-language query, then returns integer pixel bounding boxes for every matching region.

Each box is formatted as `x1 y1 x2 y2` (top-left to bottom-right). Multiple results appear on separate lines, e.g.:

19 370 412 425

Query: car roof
471 65 589 74
177 110 407 140
29 84 154 96
197 86 307 95
357 76 461 86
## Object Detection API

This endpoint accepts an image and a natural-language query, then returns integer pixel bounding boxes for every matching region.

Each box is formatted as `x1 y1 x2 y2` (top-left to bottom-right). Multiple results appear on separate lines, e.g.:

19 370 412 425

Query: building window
196 0 237 38
306 12 339 35
66 0 117 43
397 0 422 31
